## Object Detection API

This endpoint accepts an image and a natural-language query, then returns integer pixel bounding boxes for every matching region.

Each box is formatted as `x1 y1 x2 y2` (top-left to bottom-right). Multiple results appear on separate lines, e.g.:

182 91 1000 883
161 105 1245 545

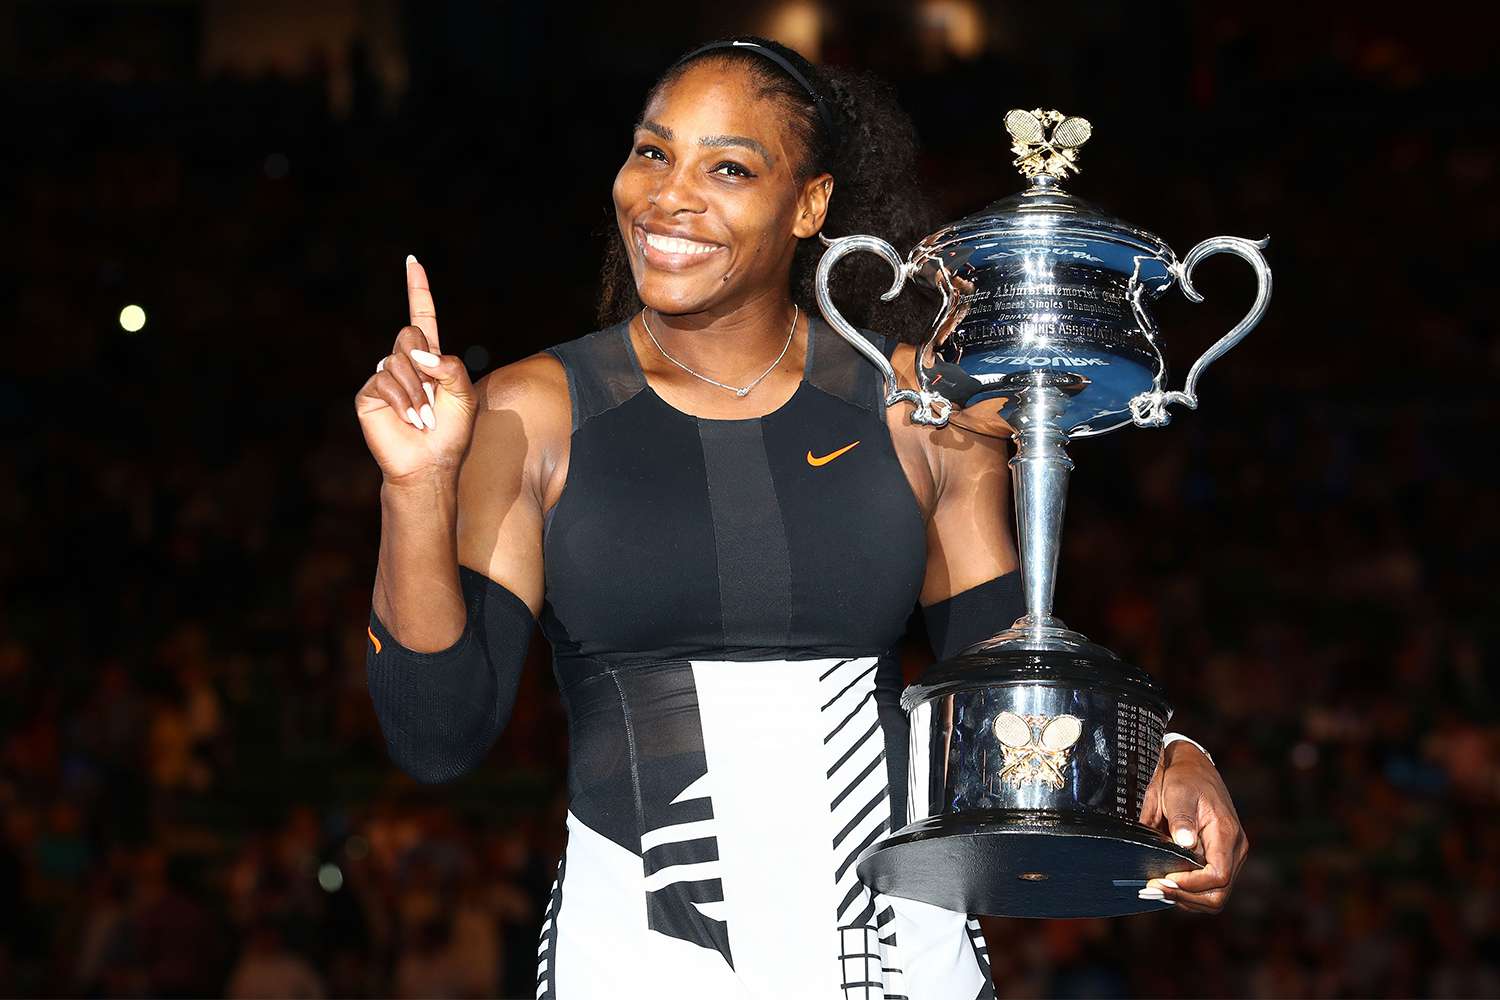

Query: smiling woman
503 38 1016 999
361 31 1238 1000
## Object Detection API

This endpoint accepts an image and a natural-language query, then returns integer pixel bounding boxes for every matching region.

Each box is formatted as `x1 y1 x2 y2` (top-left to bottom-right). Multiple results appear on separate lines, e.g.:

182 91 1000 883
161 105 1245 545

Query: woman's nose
648 164 706 214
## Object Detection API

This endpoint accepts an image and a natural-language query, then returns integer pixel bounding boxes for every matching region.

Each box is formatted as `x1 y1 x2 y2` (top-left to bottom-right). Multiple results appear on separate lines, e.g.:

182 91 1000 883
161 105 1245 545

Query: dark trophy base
857 810 1199 918
878 645 1196 918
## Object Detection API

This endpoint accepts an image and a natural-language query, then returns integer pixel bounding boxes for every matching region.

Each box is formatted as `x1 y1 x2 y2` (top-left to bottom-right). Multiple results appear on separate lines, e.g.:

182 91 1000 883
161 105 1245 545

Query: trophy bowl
815 109 1271 917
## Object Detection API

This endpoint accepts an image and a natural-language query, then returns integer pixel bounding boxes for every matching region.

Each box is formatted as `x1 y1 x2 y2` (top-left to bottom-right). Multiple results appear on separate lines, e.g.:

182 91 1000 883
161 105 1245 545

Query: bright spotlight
119 305 146 333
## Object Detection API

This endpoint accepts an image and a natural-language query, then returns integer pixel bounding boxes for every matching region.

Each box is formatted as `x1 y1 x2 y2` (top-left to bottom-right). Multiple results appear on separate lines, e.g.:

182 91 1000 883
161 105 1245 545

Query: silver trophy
815 108 1271 918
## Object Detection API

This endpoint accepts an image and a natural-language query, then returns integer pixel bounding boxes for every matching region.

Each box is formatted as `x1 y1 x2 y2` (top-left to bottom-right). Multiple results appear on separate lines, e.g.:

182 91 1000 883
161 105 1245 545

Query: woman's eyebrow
636 119 673 140
634 119 773 165
699 134 773 164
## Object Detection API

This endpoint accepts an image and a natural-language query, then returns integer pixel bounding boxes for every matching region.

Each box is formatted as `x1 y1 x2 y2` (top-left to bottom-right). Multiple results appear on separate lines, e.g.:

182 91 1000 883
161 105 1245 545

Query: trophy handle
815 234 953 427
1129 236 1272 428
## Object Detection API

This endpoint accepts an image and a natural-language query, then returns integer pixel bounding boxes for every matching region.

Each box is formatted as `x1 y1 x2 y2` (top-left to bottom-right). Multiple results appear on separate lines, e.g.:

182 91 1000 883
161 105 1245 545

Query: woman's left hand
1137 741 1250 913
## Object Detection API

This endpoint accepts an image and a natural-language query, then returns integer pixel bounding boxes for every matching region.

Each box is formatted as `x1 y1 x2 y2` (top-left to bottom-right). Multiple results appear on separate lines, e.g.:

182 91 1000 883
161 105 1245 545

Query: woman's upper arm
920 417 1020 604
454 351 571 616
885 342 1020 606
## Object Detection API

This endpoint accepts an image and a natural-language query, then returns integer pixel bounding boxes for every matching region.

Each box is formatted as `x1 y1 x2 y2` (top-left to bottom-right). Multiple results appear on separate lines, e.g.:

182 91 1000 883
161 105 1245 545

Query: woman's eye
712 161 755 179
635 144 666 162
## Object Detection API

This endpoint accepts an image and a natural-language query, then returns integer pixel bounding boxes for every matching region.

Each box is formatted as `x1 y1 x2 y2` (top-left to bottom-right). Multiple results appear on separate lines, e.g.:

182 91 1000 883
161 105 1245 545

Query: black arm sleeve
365 565 536 784
920 570 1025 661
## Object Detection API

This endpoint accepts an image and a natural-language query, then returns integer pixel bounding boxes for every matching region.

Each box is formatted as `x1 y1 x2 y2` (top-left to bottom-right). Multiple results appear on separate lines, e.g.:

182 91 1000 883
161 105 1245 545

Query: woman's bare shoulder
474 350 568 413
884 341 945 449
470 351 572 441
462 351 573 508
883 339 1011 482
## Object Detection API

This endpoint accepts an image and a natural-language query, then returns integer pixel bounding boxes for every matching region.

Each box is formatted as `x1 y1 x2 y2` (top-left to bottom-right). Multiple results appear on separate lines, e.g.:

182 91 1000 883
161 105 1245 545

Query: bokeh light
317 862 344 893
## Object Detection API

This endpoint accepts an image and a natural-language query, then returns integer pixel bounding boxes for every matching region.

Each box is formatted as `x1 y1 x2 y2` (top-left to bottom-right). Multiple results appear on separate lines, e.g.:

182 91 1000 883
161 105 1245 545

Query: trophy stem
1010 384 1073 633
962 375 1114 657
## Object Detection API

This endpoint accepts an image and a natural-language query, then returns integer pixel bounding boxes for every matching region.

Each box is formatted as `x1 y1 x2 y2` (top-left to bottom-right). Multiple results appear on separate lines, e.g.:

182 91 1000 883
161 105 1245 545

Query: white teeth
644 231 721 255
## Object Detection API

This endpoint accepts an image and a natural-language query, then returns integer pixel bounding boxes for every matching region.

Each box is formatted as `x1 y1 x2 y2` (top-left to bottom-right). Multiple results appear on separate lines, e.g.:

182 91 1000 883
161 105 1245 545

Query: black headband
671 39 840 150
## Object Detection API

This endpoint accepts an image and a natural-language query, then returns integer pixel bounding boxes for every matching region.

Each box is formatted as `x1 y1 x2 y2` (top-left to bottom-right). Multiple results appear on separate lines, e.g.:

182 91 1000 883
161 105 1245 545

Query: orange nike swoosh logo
367 626 382 654
807 440 860 466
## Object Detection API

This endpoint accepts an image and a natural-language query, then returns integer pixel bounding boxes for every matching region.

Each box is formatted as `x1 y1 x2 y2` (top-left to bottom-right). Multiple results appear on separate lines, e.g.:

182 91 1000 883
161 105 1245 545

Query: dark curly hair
597 36 938 344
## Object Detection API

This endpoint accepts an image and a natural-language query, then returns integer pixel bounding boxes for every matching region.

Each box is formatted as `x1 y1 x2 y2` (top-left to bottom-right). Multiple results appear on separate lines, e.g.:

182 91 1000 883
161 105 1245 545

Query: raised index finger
405 255 440 353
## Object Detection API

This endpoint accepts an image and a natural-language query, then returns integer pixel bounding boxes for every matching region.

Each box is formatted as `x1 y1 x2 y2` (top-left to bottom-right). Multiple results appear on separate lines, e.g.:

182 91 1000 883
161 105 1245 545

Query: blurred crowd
3 2 1497 997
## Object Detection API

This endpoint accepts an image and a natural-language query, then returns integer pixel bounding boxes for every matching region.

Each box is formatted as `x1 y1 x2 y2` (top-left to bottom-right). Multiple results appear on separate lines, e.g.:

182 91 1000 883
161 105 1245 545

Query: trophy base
856 810 1199 918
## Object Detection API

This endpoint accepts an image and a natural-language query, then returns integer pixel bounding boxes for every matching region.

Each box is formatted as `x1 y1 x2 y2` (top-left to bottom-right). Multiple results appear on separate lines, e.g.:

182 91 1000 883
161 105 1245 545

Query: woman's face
612 60 832 318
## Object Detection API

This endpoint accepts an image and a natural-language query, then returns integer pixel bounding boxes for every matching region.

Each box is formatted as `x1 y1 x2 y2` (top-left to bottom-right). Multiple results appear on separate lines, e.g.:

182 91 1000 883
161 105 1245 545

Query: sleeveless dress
532 314 995 1000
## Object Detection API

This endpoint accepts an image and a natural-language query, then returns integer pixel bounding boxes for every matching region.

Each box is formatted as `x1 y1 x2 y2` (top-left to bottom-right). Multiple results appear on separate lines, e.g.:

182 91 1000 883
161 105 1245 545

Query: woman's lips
636 227 725 271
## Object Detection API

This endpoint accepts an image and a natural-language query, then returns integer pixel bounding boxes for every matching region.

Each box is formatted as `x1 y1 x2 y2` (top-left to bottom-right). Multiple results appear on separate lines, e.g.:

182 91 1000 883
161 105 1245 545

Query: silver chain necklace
639 304 798 398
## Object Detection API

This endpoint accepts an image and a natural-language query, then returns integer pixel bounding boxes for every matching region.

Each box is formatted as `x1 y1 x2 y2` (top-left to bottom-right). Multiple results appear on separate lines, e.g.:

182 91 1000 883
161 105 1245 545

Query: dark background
3 0 1497 996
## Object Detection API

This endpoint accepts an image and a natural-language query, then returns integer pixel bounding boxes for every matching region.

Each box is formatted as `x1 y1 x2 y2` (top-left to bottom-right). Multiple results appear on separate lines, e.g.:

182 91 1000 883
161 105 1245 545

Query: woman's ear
793 173 834 239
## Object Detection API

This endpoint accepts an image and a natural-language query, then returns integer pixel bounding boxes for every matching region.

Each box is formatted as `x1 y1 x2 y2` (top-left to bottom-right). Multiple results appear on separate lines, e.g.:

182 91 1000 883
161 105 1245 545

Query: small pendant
735 386 749 397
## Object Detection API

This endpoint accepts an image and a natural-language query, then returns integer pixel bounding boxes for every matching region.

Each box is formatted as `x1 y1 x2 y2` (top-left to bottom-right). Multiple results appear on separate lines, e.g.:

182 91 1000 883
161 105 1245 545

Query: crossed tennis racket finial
1004 108 1093 181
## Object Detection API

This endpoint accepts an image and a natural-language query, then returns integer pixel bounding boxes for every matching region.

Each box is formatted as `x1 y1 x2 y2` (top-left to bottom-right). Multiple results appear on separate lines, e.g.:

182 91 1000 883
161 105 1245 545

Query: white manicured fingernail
1138 887 1165 899
1173 829 1196 847
420 403 435 430
423 381 435 408
405 406 423 431
1159 878 1179 889
406 254 418 267
410 348 440 367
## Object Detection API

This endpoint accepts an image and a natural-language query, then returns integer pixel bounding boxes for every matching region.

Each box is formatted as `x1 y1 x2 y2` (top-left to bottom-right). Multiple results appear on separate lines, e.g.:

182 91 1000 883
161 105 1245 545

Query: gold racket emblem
993 711 1084 790
1003 108 1093 181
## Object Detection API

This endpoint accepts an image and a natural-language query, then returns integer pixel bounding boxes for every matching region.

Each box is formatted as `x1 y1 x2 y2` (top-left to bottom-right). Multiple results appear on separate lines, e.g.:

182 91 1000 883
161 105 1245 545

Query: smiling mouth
637 227 725 263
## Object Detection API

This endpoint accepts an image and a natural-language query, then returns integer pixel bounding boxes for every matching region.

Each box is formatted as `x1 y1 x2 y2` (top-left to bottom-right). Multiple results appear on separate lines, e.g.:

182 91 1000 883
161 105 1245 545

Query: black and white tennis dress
532 314 995 999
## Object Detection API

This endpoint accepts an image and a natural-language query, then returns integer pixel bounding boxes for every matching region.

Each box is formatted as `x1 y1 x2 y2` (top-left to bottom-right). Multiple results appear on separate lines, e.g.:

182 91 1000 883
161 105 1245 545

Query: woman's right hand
356 256 479 485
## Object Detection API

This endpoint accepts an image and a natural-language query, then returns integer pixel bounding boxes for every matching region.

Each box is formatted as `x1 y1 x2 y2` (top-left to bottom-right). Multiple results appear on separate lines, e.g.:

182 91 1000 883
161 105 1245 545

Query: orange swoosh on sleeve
806 440 860 466
367 626 382 654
